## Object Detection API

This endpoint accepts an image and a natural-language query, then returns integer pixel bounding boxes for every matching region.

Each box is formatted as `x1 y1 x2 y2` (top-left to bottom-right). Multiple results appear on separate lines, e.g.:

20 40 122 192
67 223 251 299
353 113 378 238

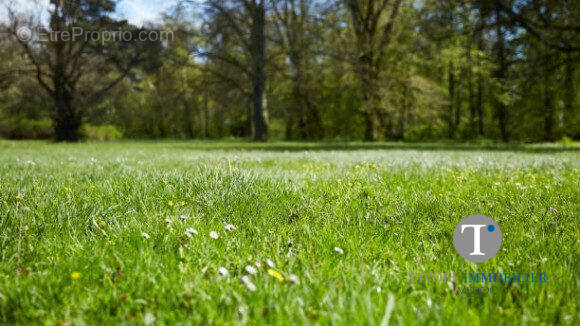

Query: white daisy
142 232 150 239
288 274 300 284
218 267 229 276
334 247 344 255
241 275 257 292
210 231 219 239
225 224 236 231
180 215 189 220
245 265 257 275
185 228 198 238
265 259 275 268
143 312 155 325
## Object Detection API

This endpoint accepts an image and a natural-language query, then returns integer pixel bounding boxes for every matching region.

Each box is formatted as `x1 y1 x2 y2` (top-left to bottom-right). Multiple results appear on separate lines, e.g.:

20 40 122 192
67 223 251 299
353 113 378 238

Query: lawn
0 140 578 325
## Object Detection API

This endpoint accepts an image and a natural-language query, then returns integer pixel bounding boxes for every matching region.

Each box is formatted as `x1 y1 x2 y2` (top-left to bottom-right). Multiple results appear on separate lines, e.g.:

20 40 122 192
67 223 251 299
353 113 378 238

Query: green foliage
0 141 578 323
559 136 578 147
0 1 578 142
80 124 123 141
0 118 53 139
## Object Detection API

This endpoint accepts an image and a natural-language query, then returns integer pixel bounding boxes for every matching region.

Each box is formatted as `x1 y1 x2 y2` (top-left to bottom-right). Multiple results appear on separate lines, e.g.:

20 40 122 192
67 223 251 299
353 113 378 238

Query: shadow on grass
2 139 578 153
167 140 580 153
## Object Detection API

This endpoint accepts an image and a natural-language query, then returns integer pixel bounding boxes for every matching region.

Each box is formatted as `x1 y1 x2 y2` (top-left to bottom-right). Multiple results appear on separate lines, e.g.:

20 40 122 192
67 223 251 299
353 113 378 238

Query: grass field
0 140 578 325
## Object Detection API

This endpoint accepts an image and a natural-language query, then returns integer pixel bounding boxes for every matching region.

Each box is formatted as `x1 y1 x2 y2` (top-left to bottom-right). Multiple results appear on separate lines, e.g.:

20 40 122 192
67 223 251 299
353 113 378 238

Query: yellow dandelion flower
70 272 81 280
168 200 174 207
267 269 284 282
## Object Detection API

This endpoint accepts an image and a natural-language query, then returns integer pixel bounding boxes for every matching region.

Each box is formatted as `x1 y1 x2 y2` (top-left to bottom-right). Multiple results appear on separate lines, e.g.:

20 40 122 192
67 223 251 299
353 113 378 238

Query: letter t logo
461 224 486 255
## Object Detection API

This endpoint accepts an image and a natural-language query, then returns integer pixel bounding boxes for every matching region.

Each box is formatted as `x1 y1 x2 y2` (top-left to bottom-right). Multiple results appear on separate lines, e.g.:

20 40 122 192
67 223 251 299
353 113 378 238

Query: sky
115 0 180 26
0 0 180 26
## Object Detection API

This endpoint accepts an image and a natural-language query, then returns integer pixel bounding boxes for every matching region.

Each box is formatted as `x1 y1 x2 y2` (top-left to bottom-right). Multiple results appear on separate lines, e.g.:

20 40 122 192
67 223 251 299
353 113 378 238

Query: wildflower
265 259 275 268
376 286 382 293
245 265 258 275
143 312 156 325
447 281 454 291
238 305 247 317
142 232 150 239
241 276 257 292
180 215 188 220
225 224 236 231
168 200 174 207
255 261 262 268
267 268 284 282
70 272 81 280
164 218 172 224
218 267 229 276
185 228 198 238
334 247 344 255
210 231 219 239
427 297 433 308
288 274 300 284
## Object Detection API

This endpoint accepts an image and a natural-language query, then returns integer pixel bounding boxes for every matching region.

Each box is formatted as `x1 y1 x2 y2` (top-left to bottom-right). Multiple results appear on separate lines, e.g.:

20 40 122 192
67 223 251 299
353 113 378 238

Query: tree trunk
543 52 555 141
53 91 80 142
292 58 323 140
396 81 408 140
467 32 475 138
183 100 194 139
250 0 268 141
203 74 210 138
563 54 575 137
476 72 484 137
52 37 80 142
292 72 307 140
494 5 508 142
363 110 378 141
305 95 324 139
476 16 484 137
543 82 554 141
448 61 456 138
360 67 380 141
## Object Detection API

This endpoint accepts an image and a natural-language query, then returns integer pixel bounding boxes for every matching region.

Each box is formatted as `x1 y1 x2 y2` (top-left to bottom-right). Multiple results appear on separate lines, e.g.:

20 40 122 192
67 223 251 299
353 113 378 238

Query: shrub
0 118 53 139
81 124 123 141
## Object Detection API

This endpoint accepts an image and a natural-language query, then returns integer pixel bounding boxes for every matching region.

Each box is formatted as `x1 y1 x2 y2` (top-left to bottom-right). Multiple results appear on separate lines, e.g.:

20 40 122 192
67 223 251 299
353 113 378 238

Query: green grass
0 140 578 325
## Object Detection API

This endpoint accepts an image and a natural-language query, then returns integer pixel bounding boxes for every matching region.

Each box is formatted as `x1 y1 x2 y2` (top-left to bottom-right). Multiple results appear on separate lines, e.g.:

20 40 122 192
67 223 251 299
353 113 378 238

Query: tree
200 0 269 141
6 0 160 141
271 0 323 139
343 0 402 141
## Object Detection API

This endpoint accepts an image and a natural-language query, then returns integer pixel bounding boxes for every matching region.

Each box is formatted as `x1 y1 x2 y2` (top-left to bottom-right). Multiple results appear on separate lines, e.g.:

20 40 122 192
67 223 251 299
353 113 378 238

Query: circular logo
453 214 501 262
16 26 32 42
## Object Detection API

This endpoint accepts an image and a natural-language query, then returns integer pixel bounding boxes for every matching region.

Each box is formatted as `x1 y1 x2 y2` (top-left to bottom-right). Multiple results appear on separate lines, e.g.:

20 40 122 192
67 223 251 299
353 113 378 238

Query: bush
80 124 123 141
0 118 53 139
559 136 578 147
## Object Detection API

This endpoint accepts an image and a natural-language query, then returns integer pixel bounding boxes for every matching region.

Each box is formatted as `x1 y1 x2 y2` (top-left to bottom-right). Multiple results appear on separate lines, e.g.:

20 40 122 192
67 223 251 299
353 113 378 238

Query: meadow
0 140 578 325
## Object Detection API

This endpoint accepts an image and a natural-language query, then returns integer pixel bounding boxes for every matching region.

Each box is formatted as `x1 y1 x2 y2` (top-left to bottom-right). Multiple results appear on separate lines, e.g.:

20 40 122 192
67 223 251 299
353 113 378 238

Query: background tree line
0 0 578 142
